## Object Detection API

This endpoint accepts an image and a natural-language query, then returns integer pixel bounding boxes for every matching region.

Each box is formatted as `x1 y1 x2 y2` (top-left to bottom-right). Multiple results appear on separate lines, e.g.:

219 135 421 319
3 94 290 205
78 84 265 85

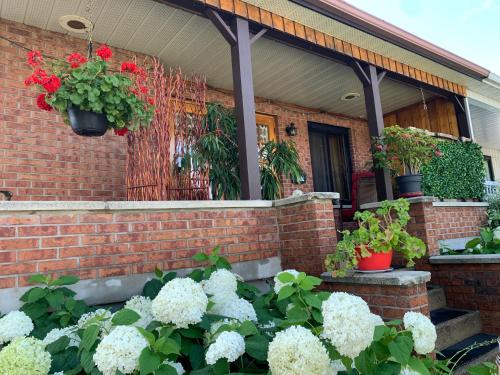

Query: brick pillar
276 193 338 275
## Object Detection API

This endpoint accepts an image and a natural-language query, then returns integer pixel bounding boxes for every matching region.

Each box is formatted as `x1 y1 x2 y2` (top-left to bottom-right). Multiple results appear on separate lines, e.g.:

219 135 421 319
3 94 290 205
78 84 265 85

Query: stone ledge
0 256 282 312
361 196 437 209
273 192 339 207
360 196 489 210
429 254 500 264
321 269 431 286
432 201 488 207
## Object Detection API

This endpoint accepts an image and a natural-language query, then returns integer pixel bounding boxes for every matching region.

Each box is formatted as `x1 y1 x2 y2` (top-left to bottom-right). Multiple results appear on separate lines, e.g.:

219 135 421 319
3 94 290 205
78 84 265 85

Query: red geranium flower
129 88 139 96
27 50 43 67
114 128 129 136
26 68 48 86
42 75 61 93
67 53 87 68
434 150 443 157
121 61 138 74
96 44 112 61
139 86 148 94
36 93 52 111
147 97 155 106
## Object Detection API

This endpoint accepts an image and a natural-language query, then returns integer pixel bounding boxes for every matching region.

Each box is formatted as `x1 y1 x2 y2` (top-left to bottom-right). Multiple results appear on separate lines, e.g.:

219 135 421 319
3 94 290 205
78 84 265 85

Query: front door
308 122 352 202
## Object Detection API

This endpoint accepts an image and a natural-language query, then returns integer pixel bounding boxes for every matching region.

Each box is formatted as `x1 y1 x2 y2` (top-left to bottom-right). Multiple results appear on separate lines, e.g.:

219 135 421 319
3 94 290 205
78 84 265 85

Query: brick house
0 0 499 339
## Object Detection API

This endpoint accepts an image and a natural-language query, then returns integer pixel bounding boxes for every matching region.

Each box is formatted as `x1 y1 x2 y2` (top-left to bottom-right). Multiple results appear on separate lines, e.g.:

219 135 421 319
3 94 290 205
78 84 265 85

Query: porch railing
485 181 500 197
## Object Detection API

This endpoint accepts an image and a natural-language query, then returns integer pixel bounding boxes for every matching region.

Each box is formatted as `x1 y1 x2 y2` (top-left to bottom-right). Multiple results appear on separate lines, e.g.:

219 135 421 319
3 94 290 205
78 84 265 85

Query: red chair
341 171 377 221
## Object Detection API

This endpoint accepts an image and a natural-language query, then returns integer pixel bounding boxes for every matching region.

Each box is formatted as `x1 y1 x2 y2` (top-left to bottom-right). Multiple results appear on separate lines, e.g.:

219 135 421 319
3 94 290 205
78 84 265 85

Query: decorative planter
396 174 423 198
67 106 108 137
356 247 393 271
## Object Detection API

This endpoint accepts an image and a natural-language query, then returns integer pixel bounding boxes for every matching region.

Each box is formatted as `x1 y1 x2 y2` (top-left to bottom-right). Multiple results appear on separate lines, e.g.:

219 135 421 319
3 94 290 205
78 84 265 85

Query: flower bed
1 247 494 375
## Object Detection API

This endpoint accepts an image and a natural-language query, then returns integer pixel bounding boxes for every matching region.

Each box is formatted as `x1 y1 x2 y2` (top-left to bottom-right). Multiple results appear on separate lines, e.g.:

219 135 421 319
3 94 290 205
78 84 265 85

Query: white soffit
0 0 433 118
469 99 500 150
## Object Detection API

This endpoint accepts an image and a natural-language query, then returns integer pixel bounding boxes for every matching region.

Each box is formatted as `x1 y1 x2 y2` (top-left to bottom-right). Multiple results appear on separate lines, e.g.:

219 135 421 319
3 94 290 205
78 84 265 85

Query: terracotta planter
356 247 393 271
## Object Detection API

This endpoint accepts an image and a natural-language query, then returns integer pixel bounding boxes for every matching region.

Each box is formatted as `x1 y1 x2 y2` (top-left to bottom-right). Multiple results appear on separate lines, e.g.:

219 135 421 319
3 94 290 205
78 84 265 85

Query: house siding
0 19 373 201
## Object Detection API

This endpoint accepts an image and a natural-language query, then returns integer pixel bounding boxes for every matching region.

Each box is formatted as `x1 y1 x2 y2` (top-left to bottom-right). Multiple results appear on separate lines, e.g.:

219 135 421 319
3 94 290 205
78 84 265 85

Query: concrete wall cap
432 201 489 207
360 196 437 209
429 254 500 264
321 269 431 286
273 192 339 207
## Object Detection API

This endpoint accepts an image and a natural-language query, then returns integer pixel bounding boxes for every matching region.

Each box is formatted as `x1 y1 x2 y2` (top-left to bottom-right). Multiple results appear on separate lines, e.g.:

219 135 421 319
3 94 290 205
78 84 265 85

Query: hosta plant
24 45 154 135
0 246 494 375
325 198 426 276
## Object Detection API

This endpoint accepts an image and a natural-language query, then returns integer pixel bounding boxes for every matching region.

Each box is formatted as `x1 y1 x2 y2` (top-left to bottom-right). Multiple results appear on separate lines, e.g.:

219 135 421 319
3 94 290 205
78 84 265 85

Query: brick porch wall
0 18 372 201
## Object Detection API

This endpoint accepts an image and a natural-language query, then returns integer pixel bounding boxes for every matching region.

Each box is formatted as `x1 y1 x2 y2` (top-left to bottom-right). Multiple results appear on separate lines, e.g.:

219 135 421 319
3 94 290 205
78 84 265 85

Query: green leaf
139 347 161 375
81 324 100 351
214 358 230 375
277 285 295 301
155 364 179 375
80 349 96 373
299 276 322 291
22 287 49 303
237 321 258 336
153 337 180 356
193 252 209 262
408 357 431 375
27 274 50 285
355 349 376 374
46 336 70 354
373 361 401 375
112 309 141 325
277 272 296 283
154 267 163 279
304 294 322 309
388 335 413 365
467 363 497 375
286 305 309 321
143 279 164 299
179 326 204 339
46 290 65 309
51 275 79 286
136 327 156 346
373 325 390 341
245 334 269 361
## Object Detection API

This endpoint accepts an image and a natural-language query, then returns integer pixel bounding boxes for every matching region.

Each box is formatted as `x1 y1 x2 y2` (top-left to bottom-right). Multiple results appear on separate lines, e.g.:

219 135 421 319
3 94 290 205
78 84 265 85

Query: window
255 113 277 149
484 156 495 181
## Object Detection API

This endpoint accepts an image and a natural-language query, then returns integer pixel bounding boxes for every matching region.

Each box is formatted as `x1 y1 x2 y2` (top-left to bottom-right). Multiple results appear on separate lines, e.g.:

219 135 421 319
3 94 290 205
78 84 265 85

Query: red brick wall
322 282 429 320
277 198 337 275
419 262 500 334
1 19 372 201
406 201 487 257
208 90 372 197
0 206 280 288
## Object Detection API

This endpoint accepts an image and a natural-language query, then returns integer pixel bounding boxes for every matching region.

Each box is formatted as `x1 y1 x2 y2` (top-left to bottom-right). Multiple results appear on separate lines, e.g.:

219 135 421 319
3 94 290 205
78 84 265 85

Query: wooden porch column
351 62 394 201
207 10 261 199
453 95 473 139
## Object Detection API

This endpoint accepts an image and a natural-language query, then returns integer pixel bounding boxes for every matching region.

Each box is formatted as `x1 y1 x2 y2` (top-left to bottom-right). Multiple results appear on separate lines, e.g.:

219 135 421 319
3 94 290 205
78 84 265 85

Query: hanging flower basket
24 46 154 137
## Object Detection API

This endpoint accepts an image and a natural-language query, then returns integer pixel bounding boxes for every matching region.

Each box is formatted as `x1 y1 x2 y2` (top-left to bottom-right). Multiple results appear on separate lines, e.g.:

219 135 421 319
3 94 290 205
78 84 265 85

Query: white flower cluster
321 292 376 358
0 310 34 345
201 269 237 296
0 336 51 375
325 360 347 375
210 293 257 322
42 326 80 347
204 269 257 322
152 278 208 329
77 308 113 333
400 366 420 375
371 313 384 327
205 331 246 365
267 325 330 375
93 326 148 375
273 269 300 294
162 360 185 375
124 295 154 328
403 311 437 354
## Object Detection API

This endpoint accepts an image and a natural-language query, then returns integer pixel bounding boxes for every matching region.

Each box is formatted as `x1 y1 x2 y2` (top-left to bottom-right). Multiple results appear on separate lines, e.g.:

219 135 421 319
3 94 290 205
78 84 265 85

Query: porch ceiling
469 100 500 150
0 0 435 118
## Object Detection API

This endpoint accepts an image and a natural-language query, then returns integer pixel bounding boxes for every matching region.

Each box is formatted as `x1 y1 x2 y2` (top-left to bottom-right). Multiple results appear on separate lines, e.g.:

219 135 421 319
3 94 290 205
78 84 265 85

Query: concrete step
431 308 482 351
438 333 498 375
427 285 446 311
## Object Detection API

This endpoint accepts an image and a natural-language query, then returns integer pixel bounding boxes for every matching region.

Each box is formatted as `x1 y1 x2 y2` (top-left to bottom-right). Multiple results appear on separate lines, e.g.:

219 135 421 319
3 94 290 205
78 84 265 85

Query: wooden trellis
126 59 209 201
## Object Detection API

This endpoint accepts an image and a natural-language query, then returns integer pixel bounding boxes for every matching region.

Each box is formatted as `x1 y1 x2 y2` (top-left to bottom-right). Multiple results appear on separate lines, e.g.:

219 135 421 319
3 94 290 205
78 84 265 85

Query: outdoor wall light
286 122 297 136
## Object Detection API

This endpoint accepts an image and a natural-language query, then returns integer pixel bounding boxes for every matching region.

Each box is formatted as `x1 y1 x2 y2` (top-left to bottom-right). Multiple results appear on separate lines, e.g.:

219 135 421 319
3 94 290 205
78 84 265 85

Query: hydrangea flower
0 310 34 344
267 325 330 375
162 360 185 375
205 331 245 365
201 269 238 297
371 313 384 326
209 293 257 322
273 269 300 294
152 278 208 328
325 360 347 375
403 311 437 354
77 309 113 333
42 326 80 347
321 292 375 358
0 337 51 375
93 326 148 375
124 295 154 328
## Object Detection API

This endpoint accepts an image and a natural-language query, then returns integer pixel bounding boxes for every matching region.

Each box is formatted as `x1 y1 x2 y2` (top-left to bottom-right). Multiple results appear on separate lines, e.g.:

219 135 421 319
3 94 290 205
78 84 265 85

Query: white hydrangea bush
6 247 451 374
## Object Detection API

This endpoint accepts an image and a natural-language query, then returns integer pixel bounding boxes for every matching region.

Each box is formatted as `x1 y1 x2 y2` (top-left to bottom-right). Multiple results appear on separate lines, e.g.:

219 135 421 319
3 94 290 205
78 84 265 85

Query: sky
344 0 500 75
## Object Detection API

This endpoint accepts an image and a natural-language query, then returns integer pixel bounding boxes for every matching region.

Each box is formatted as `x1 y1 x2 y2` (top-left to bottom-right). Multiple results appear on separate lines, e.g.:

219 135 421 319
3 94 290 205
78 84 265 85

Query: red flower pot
356 247 393 271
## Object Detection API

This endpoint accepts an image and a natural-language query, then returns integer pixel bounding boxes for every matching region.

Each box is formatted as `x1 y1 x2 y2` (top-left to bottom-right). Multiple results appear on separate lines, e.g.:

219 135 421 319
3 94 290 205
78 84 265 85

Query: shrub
0 247 474 375
422 141 485 199
486 192 500 228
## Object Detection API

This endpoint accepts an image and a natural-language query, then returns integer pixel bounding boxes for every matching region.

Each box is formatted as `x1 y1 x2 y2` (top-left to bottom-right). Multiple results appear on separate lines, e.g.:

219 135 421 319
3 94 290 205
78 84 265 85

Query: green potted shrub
325 198 426 276
24 46 154 137
373 125 440 197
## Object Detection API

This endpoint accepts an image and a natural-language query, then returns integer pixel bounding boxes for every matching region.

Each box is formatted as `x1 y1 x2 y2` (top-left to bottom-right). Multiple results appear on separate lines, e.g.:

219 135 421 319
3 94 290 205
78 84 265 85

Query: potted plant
373 125 440 197
24 46 154 137
325 198 426 276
